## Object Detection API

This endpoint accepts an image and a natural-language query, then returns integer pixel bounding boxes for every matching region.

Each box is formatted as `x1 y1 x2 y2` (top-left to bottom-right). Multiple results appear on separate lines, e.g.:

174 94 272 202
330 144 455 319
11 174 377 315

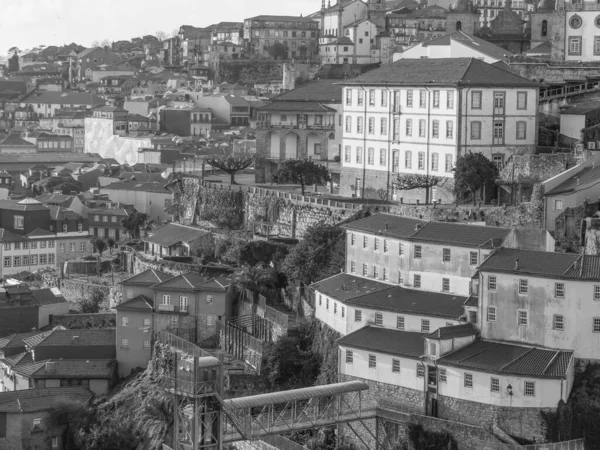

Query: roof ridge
499 346 536 372
541 350 562 376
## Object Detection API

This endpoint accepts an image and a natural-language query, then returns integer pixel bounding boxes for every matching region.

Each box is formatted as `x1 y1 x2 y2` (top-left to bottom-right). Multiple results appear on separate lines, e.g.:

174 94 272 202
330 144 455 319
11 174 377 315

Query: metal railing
156 330 211 359
477 439 585 450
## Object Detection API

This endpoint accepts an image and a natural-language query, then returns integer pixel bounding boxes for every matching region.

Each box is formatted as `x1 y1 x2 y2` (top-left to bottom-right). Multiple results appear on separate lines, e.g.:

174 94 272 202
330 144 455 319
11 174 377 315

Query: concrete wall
38 302 70 329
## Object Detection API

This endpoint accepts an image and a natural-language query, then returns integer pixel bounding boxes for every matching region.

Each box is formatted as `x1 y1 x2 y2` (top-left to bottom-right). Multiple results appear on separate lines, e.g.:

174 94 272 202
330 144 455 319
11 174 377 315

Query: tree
155 30 168 41
394 173 448 204
121 211 153 239
92 238 107 256
233 263 278 301
106 237 116 255
274 159 329 196
453 153 498 205
76 287 105 313
282 221 345 286
43 176 83 195
205 155 255 185
7 49 19 73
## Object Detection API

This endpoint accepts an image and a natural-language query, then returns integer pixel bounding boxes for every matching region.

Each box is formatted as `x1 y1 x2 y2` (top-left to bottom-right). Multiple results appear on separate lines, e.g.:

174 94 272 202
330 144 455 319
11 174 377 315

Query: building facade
339 58 539 201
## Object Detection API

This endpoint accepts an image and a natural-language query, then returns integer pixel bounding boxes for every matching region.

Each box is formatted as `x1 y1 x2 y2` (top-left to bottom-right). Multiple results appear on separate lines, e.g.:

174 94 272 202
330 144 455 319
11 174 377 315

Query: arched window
456 21 462 31
542 20 548 37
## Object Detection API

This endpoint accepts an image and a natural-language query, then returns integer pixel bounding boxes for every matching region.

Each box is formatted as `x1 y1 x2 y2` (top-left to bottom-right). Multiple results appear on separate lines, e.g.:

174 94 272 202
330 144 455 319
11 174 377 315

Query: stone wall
505 58 600 83
51 313 116 329
41 274 120 311
436 394 552 443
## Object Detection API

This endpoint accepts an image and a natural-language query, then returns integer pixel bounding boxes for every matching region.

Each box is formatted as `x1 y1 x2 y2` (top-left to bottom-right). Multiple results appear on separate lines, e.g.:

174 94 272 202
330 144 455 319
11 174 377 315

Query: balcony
257 121 334 131
158 304 175 312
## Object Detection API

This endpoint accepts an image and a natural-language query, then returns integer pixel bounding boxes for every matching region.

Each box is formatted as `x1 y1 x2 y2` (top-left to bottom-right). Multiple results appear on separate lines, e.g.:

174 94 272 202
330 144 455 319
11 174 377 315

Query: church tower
446 0 480 35
367 0 386 29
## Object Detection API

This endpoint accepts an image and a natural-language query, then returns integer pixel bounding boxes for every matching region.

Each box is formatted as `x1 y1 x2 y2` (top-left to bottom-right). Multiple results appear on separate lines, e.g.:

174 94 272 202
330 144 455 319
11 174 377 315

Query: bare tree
394 173 447 204
155 30 168 41
205 155 255 185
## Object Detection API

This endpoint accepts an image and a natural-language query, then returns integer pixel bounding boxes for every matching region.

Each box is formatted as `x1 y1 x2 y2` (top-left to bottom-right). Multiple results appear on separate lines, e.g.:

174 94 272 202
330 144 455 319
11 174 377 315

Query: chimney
415 224 422 231
45 361 55 374
72 335 79 343
514 258 520 270
385 222 388 231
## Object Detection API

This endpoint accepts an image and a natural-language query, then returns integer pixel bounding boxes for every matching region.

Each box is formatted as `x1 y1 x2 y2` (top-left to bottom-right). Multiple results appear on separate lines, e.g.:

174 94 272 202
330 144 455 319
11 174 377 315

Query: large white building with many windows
338 57 539 202
311 214 581 444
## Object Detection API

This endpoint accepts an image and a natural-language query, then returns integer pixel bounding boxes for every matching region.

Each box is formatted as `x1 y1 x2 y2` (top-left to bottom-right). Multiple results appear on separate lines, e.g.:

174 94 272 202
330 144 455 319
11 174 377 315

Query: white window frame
518 309 528 326
464 372 473 388
162 295 171 305
368 354 376 368
491 377 500 392
487 306 496 322
397 316 405 330
553 314 564 331
524 381 535 397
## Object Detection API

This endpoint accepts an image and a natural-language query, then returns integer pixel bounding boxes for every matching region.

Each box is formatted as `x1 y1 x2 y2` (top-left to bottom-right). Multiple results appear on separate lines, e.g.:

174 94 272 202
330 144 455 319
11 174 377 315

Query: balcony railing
158 304 175 312
257 121 334 131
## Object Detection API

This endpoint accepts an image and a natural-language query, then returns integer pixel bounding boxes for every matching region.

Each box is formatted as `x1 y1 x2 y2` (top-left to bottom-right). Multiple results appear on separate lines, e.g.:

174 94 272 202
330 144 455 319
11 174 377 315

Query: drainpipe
425 87 432 204
385 87 393 200
360 86 368 199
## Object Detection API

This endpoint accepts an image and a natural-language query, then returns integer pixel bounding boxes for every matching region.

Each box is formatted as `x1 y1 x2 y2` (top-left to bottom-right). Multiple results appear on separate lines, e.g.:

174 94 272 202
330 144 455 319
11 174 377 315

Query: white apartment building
0 230 57 278
339 57 539 201
320 19 380 64
477 247 600 361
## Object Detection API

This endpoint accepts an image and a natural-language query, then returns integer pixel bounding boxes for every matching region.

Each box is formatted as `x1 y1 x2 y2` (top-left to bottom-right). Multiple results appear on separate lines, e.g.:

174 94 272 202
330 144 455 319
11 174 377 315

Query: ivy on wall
196 185 246 229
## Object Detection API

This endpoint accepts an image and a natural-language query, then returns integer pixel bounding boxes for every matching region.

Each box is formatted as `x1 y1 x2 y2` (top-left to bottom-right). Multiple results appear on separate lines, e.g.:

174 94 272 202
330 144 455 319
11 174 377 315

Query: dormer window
429 342 437 356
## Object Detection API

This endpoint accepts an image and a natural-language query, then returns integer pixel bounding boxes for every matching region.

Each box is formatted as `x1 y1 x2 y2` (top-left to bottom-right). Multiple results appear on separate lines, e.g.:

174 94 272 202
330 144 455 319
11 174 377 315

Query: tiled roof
561 103 600 115
144 223 210 247
422 31 513 60
21 90 105 107
477 248 600 280
0 387 92 413
426 323 478 340
338 326 425 359
0 352 33 368
116 294 154 311
270 79 343 103
26 228 54 237
464 296 478 307
437 340 573 378
348 285 466 319
310 273 392 303
13 360 50 377
122 269 172 286
327 37 355 46
342 213 425 239
35 193 76 206
0 331 42 349
103 180 168 194
249 15 316 21
545 164 600 196
0 135 36 147
24 359 116 379
31 288 67 306
257 101 336 112
153 273 230 291
342 58 539 87
409 221 512 248
0 229 28 243
25 329 115 348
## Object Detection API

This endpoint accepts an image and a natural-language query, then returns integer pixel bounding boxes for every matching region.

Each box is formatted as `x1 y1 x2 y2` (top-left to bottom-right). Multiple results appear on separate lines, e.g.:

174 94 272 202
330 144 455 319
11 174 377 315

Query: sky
1 0 318 54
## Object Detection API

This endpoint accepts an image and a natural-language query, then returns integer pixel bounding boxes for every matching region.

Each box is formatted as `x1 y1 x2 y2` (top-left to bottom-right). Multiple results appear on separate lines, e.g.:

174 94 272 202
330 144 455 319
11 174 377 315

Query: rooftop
257 101 336 113
0 134 36 147
545 163 600 196
271 79 343 103
427 323 479 340
21 90 105 107
144 223 210 248
24 329 115 348
122 268 172 287
116 294 154 312
20 359 116 379
0 387 92 413
342 58 539 87
103 180 168 194
153 273 231 292
342 213 424 240
248 15 317 22
437 340 573 378
313 273 467 319
560 103 600 116
338 326 425 359
478 247 600 280
421 31 513 60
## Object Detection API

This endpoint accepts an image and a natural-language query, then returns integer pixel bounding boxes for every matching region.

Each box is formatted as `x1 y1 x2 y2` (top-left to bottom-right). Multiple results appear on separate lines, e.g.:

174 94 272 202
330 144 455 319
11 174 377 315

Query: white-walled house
393 31 513 64
477 247 600 361
339 57 540 201
312 273 467 336
341 214 514 296
320 19 380 64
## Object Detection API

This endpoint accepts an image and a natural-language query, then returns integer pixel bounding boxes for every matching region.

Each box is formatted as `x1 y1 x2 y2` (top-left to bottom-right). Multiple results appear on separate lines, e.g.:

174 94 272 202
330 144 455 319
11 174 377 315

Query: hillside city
1 0 600 449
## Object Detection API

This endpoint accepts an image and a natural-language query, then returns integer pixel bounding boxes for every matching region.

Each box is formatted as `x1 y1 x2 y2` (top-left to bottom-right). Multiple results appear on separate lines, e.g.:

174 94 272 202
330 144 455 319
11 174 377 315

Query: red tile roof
116 294 153 311
24 329 115 348
144 223 210 247
338 326 425 359
342 213 425 239
23 359 116 379
426 323 478 340
153 273 230 291
270 79 343 104
437 340 573 378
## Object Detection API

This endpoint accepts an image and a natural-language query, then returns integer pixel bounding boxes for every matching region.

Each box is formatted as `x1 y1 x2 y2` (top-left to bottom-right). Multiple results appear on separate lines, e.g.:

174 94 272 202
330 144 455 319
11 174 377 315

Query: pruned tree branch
394 173 447 190
205 155 255 184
